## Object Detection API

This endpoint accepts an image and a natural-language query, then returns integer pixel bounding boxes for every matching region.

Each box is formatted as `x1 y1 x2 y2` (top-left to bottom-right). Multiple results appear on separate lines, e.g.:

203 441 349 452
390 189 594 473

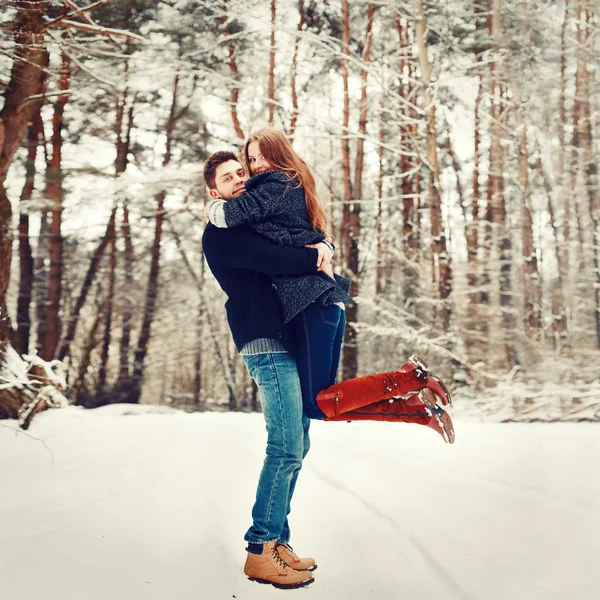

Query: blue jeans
242 352 311 545
291 303 346 419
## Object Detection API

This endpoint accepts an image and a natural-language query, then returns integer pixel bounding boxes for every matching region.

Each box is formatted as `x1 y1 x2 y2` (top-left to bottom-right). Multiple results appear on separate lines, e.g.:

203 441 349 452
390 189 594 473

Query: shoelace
271 547 289 569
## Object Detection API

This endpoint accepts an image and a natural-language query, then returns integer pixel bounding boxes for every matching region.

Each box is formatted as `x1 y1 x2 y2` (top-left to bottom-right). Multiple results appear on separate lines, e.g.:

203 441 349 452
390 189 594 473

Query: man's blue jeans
242 352 310 545
291 303 346 420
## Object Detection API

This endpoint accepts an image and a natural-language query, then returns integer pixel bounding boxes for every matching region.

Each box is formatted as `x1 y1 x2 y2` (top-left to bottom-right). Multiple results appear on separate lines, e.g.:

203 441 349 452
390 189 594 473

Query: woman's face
247 141 275 175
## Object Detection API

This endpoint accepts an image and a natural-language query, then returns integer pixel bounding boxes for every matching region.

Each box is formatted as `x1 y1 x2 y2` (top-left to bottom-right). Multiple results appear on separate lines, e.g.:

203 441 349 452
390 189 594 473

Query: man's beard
222 188 245 201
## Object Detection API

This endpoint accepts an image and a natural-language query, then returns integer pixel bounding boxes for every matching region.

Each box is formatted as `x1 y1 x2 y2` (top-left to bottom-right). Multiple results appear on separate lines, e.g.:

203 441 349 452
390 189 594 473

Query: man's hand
319 262 335 279
305 241 333 269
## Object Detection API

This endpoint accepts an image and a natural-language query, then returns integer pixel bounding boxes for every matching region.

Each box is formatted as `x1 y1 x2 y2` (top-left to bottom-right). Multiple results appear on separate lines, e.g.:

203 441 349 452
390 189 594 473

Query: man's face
210 159 248 200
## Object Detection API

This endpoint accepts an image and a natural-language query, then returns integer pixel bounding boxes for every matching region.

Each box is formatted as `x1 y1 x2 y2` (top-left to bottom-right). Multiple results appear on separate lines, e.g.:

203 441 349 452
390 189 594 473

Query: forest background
1 0 599 426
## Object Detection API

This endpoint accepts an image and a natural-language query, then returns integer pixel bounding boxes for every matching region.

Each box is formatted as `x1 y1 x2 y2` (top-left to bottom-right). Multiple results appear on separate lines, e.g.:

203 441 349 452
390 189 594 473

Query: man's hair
203 151 240 189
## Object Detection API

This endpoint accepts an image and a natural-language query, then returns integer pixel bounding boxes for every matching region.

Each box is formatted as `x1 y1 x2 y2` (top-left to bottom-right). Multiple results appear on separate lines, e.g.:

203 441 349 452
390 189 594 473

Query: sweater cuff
206 199 228 228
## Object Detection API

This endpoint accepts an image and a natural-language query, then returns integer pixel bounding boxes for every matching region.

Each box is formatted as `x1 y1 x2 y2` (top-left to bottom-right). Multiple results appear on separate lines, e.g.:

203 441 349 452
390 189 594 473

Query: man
202 151 328 589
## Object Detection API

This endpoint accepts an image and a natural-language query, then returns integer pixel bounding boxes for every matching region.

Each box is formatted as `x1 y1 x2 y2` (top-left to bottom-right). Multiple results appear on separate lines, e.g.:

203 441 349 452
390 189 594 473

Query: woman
207 127 453 442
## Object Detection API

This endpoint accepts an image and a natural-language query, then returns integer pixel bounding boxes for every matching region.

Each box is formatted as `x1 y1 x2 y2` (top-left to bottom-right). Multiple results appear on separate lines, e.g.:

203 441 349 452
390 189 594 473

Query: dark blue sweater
202 223 320 354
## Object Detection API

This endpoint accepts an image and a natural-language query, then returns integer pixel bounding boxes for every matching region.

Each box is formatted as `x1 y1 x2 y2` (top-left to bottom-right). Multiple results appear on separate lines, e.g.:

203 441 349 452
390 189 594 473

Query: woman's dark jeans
291 303 346 419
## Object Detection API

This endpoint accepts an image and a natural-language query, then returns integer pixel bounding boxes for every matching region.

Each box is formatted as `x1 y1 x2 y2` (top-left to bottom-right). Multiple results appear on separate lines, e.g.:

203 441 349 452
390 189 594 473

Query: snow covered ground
1 405 598 600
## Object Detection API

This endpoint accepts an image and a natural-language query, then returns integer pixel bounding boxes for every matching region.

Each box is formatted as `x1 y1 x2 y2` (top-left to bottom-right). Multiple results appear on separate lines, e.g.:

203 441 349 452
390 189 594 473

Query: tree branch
16 90 73 114
44 1 108 30
51 20 146 42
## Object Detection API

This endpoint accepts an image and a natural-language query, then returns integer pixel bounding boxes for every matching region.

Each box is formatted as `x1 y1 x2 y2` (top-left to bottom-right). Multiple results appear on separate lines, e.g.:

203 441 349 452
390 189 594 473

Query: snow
1 406 598 600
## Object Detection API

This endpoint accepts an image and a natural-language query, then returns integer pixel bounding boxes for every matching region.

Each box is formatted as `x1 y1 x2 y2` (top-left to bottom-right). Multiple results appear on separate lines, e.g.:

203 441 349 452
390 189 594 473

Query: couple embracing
202 127 455 589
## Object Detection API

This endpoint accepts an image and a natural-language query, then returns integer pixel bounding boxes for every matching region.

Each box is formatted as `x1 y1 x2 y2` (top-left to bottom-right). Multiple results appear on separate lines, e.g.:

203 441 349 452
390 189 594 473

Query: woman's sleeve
206 181 285 229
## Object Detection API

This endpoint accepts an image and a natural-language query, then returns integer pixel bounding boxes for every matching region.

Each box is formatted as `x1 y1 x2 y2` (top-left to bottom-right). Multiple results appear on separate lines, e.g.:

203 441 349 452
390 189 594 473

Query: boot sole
248 576 315 589
418 389 437 410
431 406 455 444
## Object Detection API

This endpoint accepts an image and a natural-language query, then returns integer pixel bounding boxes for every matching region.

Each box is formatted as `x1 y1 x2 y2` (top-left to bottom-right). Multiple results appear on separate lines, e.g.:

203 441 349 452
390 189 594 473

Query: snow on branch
62 0 123 47
50 20 146 42
17 90 73 114
0 346 68 430
61 48 116 87
44 1 108 30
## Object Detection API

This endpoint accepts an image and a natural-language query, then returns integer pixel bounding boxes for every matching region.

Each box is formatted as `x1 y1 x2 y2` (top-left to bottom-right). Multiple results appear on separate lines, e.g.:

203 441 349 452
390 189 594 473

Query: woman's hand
305 241 333 269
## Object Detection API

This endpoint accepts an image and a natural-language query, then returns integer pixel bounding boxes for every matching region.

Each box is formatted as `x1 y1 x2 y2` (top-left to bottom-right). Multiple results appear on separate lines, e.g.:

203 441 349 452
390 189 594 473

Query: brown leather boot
316 354 452 418
244 541 314 589
276 542 317 572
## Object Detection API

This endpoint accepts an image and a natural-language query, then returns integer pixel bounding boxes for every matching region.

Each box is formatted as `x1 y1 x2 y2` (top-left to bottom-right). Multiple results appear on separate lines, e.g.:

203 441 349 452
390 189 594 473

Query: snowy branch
44 1 108 30
50 20 146 42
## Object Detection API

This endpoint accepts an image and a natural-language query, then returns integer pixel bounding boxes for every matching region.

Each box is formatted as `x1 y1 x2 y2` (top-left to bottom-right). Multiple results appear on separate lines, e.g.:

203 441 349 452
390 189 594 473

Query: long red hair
244 128 330 238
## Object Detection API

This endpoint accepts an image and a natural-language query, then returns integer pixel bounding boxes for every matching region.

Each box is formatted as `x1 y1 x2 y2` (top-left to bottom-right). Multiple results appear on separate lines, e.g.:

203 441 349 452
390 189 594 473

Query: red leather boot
402 355 453 408
316 354 452 418
324 390 455 444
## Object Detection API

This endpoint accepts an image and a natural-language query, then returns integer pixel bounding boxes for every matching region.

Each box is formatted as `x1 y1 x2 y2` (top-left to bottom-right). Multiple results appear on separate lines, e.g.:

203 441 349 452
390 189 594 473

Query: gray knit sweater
207 170 351 323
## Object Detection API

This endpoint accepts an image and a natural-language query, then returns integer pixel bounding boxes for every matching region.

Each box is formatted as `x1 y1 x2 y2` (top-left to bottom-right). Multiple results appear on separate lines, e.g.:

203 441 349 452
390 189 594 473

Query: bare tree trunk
221 7 244 140
268 0 277 124
42 51 70 361
414 0 452 331
119 201 134 381
533 153 568 352
0 186 11 352
469 71 483 294
375 107 385 295
481 4 496 314
514 86 541 334
289 0 305 139
354 4 376 201
443 128 466 222
58 207 117 361
115 76 135 383
193 301 203 409
0 2 54 421
568 0 586 275
396 16 419 311
129 192 166 402
16 111 43 354
558 0 570 278
98 216 116 389
128 75 179 403
33 116 50 358
469 1 486 290
342 3 376 377
72 297 105 406
490 1 518 367
194 231 205 410
0 0 47 361
340 0 357 379
34 210 50 355
0 2 47 184
579 4 600 347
